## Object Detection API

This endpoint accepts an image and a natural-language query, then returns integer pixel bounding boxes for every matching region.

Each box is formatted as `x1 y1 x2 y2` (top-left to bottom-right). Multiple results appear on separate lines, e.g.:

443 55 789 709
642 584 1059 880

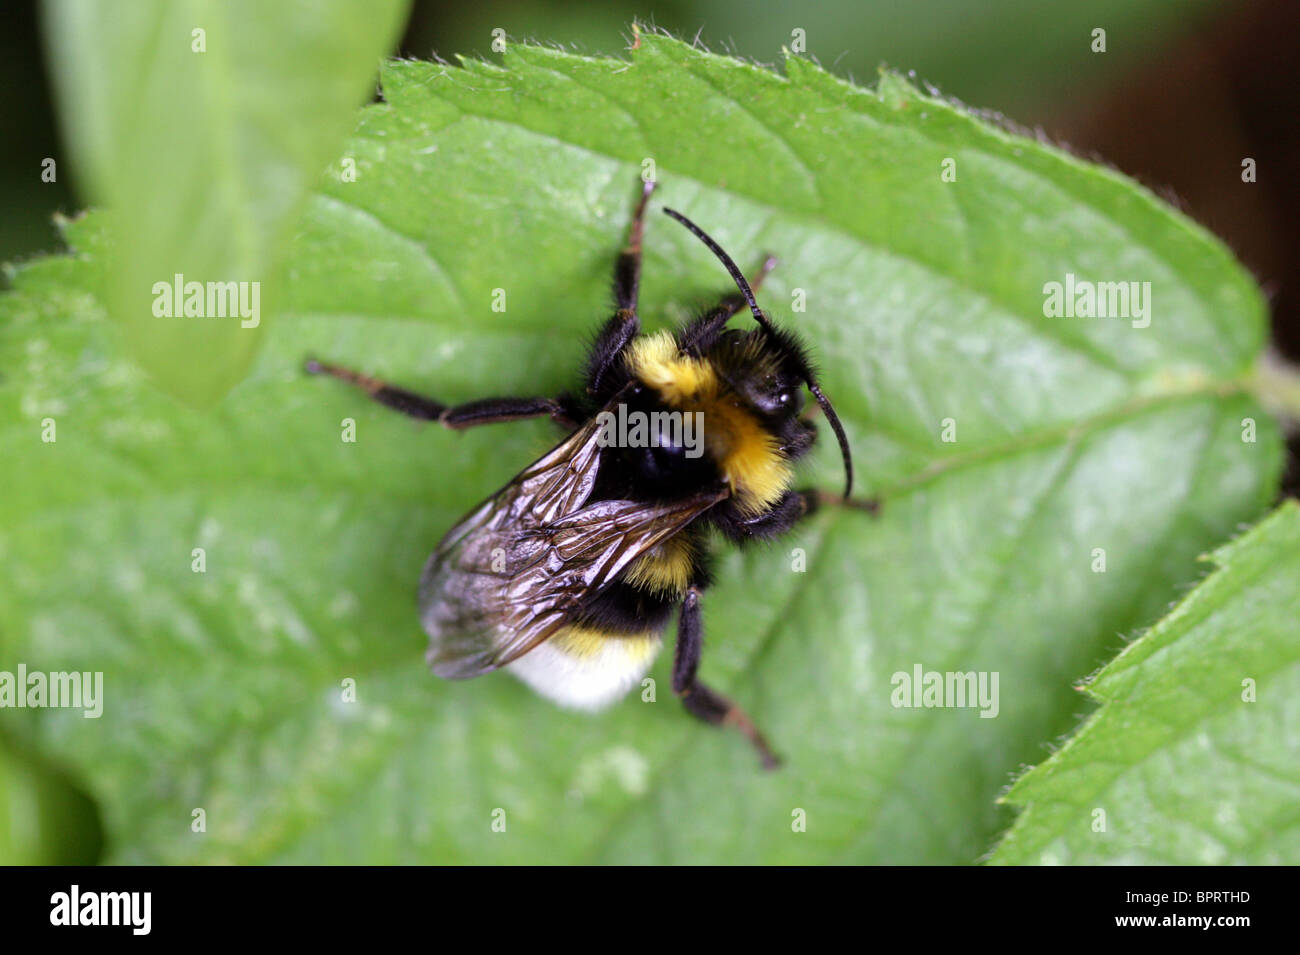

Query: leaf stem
1246 351 1300 430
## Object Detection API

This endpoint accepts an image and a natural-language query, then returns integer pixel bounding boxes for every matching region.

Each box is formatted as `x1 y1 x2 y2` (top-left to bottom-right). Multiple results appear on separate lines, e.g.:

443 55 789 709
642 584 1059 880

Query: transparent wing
419 413 725 678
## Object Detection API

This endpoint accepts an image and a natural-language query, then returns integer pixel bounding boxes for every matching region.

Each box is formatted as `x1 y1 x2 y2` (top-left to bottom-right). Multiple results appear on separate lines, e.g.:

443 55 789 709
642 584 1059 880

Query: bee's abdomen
505 529 706 709
571 577 679 635
507 627 661 711
505 576 679 711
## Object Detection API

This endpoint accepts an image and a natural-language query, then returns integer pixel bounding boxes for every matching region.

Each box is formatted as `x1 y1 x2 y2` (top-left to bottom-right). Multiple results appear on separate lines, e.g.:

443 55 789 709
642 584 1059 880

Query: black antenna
662 207 854 500
663 208 771 333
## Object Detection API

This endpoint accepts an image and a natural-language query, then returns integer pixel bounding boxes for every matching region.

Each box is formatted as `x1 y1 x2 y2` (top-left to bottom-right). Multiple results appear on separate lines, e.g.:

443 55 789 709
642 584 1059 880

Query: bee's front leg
673 585 781 770
677 253 777 355
585 179 656 396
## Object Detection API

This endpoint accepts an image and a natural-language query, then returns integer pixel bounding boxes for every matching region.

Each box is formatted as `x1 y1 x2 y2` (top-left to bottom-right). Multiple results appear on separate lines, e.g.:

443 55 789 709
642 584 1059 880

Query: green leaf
990 500 1300 865
1 34 1283 863
41 0 411 405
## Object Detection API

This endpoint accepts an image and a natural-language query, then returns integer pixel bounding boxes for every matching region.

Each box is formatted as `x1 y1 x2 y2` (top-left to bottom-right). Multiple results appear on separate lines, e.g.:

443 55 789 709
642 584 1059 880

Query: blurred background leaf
37 0 411 405
0 737 100 865
0 36 1283 862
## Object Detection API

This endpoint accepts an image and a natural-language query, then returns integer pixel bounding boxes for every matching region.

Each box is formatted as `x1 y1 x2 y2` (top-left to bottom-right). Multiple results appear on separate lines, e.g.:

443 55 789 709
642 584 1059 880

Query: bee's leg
616 178 655 314
673 585 781 770
810 488 881 514
710 490 809 543
586 179 656 395
304 359 578 429
712 489 879 544
438 396 576 429
678 254 778 354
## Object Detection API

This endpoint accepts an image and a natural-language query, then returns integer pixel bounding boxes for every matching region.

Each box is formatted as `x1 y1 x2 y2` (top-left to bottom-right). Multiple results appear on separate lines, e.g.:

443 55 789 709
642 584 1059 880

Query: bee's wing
419 414 725 678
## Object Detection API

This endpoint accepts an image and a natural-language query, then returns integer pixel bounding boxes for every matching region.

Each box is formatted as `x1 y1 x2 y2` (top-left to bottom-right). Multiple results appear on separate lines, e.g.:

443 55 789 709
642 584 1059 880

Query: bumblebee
306 180 861 768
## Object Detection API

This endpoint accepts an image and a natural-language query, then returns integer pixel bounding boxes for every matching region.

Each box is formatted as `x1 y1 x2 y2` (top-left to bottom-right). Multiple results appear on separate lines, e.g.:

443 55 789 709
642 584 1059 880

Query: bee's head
662 208 854 499
707 326 808 422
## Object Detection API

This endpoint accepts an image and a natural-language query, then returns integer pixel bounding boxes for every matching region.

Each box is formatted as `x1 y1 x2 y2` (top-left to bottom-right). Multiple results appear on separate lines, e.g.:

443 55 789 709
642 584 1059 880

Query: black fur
572 579 676 634
584 309 638 398
710 489 813 544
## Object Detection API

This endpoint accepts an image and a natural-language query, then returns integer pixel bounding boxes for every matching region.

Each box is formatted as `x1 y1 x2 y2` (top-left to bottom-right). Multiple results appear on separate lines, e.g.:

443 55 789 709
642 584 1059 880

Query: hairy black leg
679 253 778 354
778 416 818 461
438 396 573 429
711 489 812 544
712 487 879 544
304 358 445 419
305 358 576 429
673 585 780 769
616 178 655 312
586 179 656 395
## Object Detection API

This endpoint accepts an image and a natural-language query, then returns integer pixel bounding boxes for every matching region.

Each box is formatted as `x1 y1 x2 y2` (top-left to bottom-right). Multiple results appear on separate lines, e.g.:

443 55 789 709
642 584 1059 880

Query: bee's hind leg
673 585 781 770
304 359 580 429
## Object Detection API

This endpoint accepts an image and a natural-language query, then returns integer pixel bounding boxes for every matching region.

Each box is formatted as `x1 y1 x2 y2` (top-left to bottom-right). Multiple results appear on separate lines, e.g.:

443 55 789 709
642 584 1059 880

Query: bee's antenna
663 208 772 335
662 206 854 500
809 383 854 500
